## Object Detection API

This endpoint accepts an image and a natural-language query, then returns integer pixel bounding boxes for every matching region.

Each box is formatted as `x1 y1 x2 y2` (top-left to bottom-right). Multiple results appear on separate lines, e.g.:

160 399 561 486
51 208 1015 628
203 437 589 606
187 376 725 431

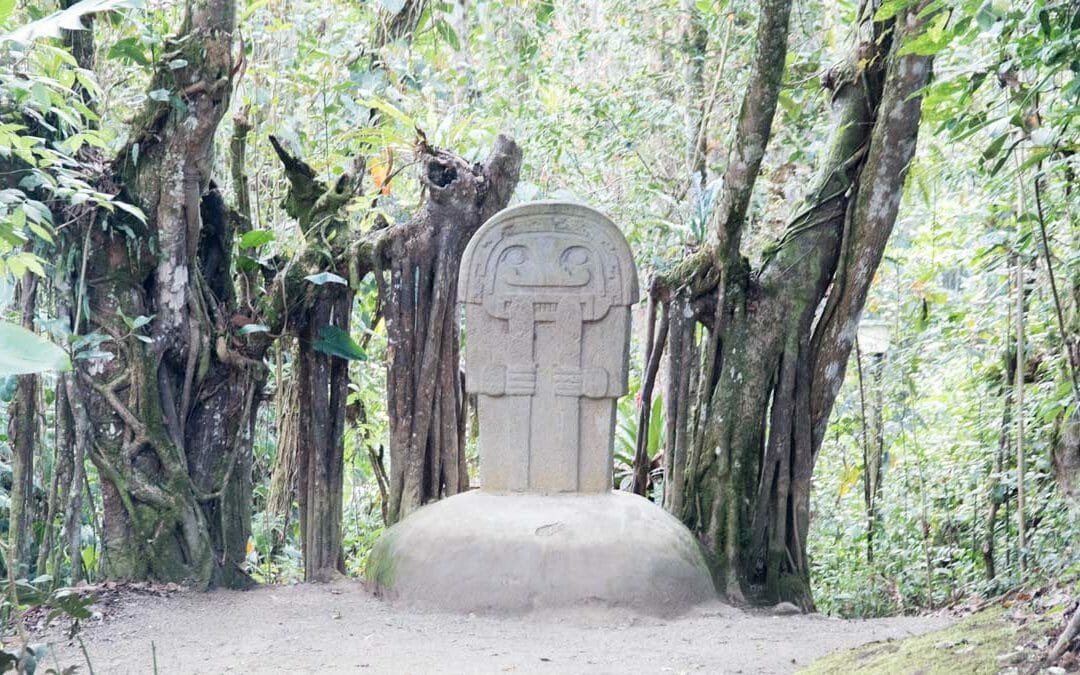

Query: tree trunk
681 0 709 182
983 389 1011 581
8 269 39 578
296 289 352 580
383 136 522 523
70 0 262 588
266 351 299 542
645 0 936 608
36 372 72 578
63 373 90 582
856 347 885 564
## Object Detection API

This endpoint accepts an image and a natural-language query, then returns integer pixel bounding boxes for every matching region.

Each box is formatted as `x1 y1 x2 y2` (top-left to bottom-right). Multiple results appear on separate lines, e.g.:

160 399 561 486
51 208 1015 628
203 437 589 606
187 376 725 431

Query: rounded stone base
365 490 716 614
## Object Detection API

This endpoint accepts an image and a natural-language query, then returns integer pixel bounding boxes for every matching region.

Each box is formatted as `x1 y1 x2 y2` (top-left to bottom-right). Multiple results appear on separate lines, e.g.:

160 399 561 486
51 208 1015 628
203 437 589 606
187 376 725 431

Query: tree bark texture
383 135 522 524
638 0 936 608
8 270 40 577
266 353 299 542
68 0 264 588
296 290 352 580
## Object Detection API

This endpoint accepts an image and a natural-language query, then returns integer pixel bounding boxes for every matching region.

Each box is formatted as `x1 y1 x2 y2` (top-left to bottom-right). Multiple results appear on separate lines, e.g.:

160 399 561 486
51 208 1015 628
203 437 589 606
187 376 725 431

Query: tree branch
709 0 792 265
808 6 936 441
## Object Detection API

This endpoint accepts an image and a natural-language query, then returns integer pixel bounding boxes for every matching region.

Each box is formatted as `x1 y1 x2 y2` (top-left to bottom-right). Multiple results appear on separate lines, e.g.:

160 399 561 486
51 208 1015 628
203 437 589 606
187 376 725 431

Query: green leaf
312 325 366 361
107 36 150 65
239 229 274 248
0 322 70 376
30 82 51 107
112 199 146 223
435 18 460 50
898 12 952 56
304 271 347 286
0 0 16 24
981 133 1006 161
1 0 143 43
357 96 414 129
873 0 910 22
236 255 259 272
1038 9 1051 38
47 588 94 620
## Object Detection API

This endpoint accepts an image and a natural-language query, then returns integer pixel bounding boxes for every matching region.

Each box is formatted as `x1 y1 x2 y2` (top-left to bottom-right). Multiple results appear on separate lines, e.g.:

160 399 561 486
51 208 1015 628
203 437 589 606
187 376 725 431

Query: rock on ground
41 580 952 674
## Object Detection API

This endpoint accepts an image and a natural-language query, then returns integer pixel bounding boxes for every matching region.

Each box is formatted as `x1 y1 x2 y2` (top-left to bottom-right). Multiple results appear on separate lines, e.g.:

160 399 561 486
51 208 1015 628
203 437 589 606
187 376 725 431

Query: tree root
1049 599 1080 663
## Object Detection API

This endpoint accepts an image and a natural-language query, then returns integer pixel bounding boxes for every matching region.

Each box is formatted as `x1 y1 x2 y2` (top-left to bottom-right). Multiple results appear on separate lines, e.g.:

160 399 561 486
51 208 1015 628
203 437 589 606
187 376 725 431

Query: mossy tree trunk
264 134 365 581
295 288 353 580
639 0 936 609
68 0 266 588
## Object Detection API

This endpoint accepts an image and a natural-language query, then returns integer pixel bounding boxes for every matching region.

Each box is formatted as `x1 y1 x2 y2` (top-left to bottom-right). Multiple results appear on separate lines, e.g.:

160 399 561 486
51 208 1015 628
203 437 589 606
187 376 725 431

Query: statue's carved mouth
503 269 592 288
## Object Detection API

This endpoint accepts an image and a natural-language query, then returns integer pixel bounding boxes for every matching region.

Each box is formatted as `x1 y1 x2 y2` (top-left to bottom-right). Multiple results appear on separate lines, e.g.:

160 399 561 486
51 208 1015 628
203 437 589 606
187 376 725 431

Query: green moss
776 572 810 607
800 605 1059 675
364 533 398 588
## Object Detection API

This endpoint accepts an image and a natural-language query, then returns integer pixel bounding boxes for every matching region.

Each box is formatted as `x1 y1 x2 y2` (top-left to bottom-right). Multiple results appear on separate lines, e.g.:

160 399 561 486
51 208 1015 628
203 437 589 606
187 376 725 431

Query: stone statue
366 201 715 614
458 202 638 492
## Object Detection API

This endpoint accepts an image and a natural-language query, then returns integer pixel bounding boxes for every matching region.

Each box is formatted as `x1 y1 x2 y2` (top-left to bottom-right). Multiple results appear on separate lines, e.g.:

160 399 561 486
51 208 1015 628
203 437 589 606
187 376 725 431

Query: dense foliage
0 0 1076 630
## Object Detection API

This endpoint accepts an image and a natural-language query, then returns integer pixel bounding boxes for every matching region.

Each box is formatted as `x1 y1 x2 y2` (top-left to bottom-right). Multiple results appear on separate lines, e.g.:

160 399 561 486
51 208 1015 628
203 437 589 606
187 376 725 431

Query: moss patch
800 605 1060 675
364 530 398 589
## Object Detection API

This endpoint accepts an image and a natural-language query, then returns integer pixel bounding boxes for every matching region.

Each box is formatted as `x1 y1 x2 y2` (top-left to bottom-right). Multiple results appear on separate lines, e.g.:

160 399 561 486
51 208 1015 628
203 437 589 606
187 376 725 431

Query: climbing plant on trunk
637 0 936 608
67 0 264 588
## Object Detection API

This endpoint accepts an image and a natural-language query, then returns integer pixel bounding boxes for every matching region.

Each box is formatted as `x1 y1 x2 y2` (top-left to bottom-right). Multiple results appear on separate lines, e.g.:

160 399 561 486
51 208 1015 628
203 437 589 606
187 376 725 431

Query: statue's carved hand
477 364 536 396
505 366 537 395
554 368 582 396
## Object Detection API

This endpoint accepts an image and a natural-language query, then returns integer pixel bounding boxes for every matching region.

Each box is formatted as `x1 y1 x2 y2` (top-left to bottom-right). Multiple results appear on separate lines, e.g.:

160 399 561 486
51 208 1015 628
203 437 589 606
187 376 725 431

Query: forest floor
29 579 956 674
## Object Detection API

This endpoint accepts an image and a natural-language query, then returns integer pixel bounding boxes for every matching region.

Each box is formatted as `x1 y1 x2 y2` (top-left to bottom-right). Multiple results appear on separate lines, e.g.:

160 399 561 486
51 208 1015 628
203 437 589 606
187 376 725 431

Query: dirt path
42 581 950 674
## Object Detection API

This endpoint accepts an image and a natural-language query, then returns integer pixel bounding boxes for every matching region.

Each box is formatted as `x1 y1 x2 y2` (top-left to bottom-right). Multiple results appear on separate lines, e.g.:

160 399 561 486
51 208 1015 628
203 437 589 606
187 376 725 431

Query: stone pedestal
366 491 715 613
365 201 715 613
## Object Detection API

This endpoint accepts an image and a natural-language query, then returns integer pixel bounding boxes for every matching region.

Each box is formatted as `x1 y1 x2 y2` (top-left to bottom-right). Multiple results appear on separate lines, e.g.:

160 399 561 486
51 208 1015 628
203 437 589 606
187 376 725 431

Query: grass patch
800 604 1061 674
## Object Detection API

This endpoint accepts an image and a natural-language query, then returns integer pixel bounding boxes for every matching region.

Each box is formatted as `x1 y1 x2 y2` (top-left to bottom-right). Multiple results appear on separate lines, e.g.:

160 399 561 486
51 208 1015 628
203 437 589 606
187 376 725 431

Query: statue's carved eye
503 246 528 265
562 246 590 266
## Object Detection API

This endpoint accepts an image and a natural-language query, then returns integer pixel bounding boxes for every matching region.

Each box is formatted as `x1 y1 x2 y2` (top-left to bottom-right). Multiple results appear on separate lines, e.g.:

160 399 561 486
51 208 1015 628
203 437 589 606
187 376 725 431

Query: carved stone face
497 236 595 290
484 233 609 320
483 232 622 321
461 204 638 322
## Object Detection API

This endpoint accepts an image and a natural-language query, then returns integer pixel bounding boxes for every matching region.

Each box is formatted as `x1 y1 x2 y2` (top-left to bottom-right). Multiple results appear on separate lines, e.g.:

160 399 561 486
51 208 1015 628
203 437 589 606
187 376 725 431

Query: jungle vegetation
0 0 1077 659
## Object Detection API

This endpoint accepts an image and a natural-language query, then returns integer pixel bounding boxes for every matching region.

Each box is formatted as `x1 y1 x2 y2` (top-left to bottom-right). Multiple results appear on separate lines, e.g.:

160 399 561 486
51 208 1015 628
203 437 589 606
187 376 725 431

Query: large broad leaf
0 321 70 376
304 271 347 286
239 229 274 249
1 0 142 43
311 326 366 361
